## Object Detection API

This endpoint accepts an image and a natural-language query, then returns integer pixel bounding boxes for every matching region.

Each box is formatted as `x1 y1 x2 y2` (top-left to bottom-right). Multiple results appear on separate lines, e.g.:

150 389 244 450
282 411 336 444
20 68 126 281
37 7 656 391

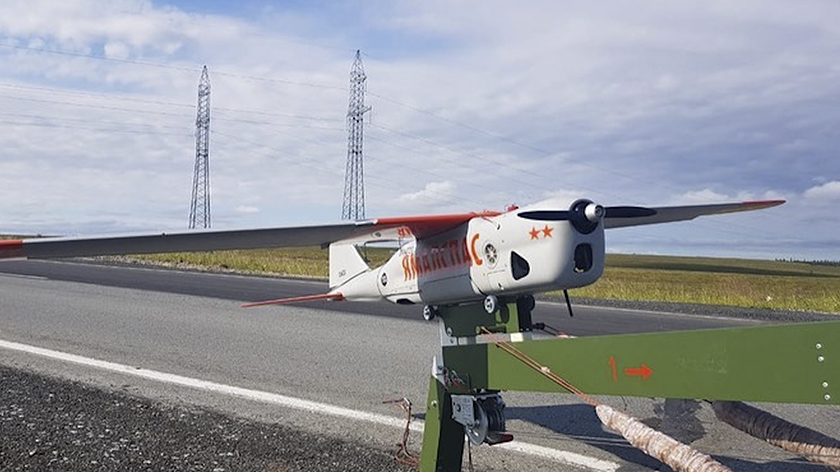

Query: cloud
395 181 456 207
538 189 591 207
0 0 837 259
668 189 750 204
666 188 790 205
235 205 260 214
804 181 840 200
103 41 130 59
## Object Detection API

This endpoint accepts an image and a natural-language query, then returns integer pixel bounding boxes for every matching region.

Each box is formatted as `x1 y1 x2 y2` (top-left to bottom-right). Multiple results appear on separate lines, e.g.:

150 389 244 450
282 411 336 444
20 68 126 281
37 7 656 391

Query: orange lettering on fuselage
410 254 419 278
470 234 483 266
401 234 481 281
449 239 460 265
401 255 412 280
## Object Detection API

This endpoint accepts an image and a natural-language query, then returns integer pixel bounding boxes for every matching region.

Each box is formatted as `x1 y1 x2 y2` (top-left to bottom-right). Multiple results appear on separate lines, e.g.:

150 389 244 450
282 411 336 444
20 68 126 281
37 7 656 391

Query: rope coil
712 401 840 470
382 397 420 467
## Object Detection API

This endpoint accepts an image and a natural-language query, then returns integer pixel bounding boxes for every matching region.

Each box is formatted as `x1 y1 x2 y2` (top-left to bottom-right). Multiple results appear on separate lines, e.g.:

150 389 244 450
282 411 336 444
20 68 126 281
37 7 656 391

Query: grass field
570 254 840 314
125 247 394 279
128 249 840 314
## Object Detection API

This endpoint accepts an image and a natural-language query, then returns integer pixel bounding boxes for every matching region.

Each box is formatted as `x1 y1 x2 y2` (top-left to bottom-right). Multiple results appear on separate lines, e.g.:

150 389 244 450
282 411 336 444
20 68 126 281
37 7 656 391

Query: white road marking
0 338 618 472
0 273 48 281
538 299 762 323
40 259 326 285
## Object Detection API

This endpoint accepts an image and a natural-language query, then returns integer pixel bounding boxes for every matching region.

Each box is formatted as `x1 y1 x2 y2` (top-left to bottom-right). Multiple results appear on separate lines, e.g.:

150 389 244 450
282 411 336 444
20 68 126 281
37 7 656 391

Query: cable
0 93 194 119
0 83 342 123
0 42 346 91
0 94 343 131
0 118 191 137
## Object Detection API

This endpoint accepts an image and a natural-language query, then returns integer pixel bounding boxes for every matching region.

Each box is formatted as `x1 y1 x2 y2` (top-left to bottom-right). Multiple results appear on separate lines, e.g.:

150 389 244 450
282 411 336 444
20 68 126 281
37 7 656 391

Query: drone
0 197 784 314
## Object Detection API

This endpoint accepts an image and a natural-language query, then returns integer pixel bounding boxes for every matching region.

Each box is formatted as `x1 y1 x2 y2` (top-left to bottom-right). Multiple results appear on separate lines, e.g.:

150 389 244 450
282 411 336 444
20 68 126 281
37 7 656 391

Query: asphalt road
0 259 764 335
0 260 837 471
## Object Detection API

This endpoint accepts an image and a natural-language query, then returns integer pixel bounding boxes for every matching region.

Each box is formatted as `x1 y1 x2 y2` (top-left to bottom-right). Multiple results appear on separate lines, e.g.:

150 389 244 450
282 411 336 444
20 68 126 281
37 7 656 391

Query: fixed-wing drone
0 197 784 315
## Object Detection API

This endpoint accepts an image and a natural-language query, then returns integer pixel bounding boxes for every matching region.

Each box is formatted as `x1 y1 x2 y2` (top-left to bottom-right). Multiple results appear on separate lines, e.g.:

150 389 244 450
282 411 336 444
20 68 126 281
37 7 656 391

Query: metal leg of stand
419 375 465 472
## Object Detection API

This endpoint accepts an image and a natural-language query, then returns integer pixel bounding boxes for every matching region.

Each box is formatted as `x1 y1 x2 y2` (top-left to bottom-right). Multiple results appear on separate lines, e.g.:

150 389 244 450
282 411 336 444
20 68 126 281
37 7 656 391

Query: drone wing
603 200 784 229
0 200 783 259
0 211 500 260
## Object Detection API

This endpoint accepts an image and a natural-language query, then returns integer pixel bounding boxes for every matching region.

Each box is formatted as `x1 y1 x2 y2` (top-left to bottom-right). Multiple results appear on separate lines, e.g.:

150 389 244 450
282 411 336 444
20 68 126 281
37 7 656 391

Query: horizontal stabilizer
241 292 344 308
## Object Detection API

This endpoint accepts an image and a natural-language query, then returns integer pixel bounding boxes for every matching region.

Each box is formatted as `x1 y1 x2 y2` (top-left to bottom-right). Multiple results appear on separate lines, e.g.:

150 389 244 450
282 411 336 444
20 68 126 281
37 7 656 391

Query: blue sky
0 0 838 260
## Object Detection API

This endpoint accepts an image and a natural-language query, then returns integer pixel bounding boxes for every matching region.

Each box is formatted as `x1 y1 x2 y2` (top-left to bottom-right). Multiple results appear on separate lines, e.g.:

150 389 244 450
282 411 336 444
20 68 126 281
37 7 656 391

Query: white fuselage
335 199 606 307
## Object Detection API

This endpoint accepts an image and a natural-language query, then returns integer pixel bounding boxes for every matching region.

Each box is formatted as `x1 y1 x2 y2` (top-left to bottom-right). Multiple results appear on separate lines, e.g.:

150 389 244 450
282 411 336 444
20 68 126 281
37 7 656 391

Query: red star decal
529 227 540 240
541 225 554 238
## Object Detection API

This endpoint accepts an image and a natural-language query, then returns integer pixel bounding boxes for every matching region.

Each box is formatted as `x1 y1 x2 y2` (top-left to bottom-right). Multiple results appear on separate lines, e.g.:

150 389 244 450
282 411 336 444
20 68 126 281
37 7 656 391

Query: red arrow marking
608 356 618 383
624 364 653 380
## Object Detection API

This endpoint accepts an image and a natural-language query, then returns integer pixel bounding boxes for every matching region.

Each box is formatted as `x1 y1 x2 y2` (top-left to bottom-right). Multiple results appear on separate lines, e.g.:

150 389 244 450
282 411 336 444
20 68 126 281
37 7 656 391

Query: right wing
0 223 372 259
603 200 785 229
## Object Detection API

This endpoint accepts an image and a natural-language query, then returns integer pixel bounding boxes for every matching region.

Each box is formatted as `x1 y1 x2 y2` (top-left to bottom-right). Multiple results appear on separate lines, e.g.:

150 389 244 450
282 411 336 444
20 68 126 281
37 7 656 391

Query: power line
0 93 194 119
0 98 796 241
0 40 732 198
0 40 806 206
0 92 343 131
0 81 343 123
0 118 191 137
0 110 183 128
0 41 799 243
0 42 346 91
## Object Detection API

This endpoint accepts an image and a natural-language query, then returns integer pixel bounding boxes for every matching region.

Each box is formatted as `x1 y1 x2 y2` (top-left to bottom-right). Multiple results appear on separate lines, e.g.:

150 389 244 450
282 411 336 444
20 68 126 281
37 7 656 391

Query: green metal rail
419 298 839 471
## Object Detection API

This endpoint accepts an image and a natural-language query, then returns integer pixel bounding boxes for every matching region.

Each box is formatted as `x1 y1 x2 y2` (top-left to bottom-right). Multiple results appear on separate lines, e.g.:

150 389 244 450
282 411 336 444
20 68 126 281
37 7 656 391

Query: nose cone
584 203 605 223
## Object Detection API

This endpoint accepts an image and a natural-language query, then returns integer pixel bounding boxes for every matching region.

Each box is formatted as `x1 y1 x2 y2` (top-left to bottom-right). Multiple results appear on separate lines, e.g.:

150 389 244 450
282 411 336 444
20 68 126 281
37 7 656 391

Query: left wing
0 211 499 260
603 200 784 229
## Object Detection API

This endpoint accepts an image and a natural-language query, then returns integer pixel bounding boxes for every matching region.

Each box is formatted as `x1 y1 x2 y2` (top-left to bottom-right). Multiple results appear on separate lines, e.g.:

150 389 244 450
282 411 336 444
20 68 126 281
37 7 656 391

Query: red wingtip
242 292 344 308
742 199 786 208
0 239 24 259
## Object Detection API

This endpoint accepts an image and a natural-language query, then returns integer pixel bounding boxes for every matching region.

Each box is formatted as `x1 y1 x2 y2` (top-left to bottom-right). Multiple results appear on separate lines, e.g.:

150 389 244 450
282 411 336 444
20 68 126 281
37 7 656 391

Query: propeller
518 200 657 233
518 199 603 234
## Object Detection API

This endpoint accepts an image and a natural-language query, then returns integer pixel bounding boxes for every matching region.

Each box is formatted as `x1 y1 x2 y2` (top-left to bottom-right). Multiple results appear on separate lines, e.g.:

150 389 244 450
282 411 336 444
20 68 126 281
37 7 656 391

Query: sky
0 0 837 260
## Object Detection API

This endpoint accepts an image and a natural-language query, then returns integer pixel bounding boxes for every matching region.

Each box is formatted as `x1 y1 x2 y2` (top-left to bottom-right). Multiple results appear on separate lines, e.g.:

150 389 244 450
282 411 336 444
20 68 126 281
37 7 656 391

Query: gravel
0 365 414 472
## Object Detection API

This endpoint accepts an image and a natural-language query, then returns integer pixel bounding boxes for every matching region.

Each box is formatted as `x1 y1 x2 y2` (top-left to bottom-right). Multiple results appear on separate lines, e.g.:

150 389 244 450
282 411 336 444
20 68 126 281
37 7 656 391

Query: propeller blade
604 206 657 218
516 210 571 221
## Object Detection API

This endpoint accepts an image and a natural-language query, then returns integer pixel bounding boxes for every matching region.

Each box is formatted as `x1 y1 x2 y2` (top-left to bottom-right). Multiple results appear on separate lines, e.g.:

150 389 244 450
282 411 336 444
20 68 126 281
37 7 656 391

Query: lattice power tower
189 65 211 229
341 50 371 220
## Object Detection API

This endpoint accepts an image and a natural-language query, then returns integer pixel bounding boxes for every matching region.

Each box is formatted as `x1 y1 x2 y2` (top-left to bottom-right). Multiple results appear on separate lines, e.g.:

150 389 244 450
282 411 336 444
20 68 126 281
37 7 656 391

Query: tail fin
329 243 370 289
